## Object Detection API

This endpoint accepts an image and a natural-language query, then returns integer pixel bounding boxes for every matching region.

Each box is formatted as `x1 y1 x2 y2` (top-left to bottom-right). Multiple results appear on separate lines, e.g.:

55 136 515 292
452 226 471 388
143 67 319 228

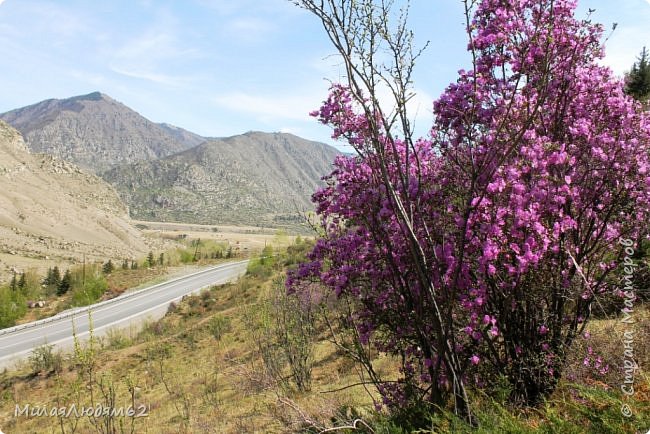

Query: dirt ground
132 220 308 254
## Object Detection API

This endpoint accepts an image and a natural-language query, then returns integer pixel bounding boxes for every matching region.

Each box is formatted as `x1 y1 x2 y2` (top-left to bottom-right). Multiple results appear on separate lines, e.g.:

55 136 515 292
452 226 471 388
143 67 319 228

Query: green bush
29 344 63 374
0 285 27 328
207 314 232 340
179 249 195 264
105 328 133 350
246 256 275 280
70 275 108 307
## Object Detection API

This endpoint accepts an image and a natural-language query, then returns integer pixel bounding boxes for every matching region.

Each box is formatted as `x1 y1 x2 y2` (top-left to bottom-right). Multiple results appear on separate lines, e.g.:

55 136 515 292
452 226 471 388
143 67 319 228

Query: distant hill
0 121 148 279
0 92 203 173
102 131 339 227
1 93 340 228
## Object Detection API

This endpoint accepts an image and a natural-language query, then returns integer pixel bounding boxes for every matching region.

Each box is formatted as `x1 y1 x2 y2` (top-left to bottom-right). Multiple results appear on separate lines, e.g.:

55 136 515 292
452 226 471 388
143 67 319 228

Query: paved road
0 260 249 369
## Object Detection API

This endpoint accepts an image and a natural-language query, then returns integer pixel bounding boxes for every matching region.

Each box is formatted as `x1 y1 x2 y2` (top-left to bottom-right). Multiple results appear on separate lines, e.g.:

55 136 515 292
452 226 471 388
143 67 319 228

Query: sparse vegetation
207 314 231 341
0 240 647 433
255 275 317 393
0 285 26 328
28 344 63 376
101 132 338 230
0 237 246 329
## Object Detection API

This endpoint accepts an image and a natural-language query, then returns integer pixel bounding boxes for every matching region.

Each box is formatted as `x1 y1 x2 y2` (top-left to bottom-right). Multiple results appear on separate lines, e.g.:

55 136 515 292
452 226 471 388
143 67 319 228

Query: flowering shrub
290 0 650 415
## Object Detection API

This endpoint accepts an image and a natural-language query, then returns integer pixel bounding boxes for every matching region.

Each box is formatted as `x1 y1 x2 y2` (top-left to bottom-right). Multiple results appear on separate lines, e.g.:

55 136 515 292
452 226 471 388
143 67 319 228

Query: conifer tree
57 270 72 296
102 260 114 275
50 266 61 287
18 273 26 291
10 272 17 292
625 46 650 102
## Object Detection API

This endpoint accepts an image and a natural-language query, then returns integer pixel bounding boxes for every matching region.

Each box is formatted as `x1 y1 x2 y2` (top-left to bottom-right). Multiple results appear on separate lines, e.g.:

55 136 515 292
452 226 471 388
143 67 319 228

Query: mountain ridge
1 93 340 228
0 92 203 173
103 131 339 227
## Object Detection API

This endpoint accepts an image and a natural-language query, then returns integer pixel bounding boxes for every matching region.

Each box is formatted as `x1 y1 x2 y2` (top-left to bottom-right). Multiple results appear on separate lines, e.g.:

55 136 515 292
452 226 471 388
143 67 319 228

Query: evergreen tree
18 273 26 291
50 266 61 287
158 253 165 266
57 270 72 296
625 47 650 102
10 272 17 291
43 268 52 286
147 251 155 268
131 261 138 270
102 260 114 275
122 259 129 270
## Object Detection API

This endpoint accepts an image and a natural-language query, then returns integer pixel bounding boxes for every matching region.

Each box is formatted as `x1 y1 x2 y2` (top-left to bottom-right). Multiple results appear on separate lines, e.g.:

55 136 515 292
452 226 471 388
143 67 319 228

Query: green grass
397 380 650 434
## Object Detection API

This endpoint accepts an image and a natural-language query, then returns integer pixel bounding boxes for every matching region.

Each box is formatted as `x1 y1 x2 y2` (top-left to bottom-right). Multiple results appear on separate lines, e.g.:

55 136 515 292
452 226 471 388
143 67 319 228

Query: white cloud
223 17 276 43
108 15 204 88
213 90 324 123
214 84 434 142
25 3 91 39
109 66 189 87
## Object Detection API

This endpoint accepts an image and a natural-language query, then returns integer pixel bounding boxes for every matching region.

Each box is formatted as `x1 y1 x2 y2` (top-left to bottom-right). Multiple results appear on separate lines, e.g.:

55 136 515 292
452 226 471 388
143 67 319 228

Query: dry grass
2 249 649 433
0 261 380 434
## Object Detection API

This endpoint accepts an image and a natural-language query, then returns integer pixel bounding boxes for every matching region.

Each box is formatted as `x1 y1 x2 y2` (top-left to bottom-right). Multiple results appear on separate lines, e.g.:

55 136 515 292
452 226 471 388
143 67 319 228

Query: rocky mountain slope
102 132 339 227
0 92 202 173
0 121 148 280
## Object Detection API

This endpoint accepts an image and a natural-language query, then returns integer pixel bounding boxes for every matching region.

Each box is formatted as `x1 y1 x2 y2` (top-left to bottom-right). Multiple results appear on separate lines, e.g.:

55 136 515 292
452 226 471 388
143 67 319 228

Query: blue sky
0 0 649 151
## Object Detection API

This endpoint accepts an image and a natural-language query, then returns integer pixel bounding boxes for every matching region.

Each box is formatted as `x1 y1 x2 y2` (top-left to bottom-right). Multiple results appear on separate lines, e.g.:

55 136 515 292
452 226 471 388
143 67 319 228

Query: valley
0 93 334 283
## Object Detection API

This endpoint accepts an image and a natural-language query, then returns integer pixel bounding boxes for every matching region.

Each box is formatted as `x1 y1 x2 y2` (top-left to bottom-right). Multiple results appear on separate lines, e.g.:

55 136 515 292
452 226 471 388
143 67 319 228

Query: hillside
0 121 148 280
1 248 647 433
0 92 203 173
102 131 339 227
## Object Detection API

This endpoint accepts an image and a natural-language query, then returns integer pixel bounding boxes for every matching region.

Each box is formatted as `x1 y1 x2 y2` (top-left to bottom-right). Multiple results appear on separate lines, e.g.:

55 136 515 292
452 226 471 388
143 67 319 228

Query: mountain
1 93 340 228
0 92 203 173
102 131 339 227
0 121 148 279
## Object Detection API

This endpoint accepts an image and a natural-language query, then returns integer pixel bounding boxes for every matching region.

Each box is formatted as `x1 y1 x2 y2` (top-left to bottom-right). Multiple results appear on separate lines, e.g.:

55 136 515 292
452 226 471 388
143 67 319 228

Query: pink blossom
290 0 650 408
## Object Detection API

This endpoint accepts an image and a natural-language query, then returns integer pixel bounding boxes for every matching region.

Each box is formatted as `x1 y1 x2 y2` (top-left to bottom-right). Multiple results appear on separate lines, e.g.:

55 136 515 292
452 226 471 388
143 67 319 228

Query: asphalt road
0 259 249 369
